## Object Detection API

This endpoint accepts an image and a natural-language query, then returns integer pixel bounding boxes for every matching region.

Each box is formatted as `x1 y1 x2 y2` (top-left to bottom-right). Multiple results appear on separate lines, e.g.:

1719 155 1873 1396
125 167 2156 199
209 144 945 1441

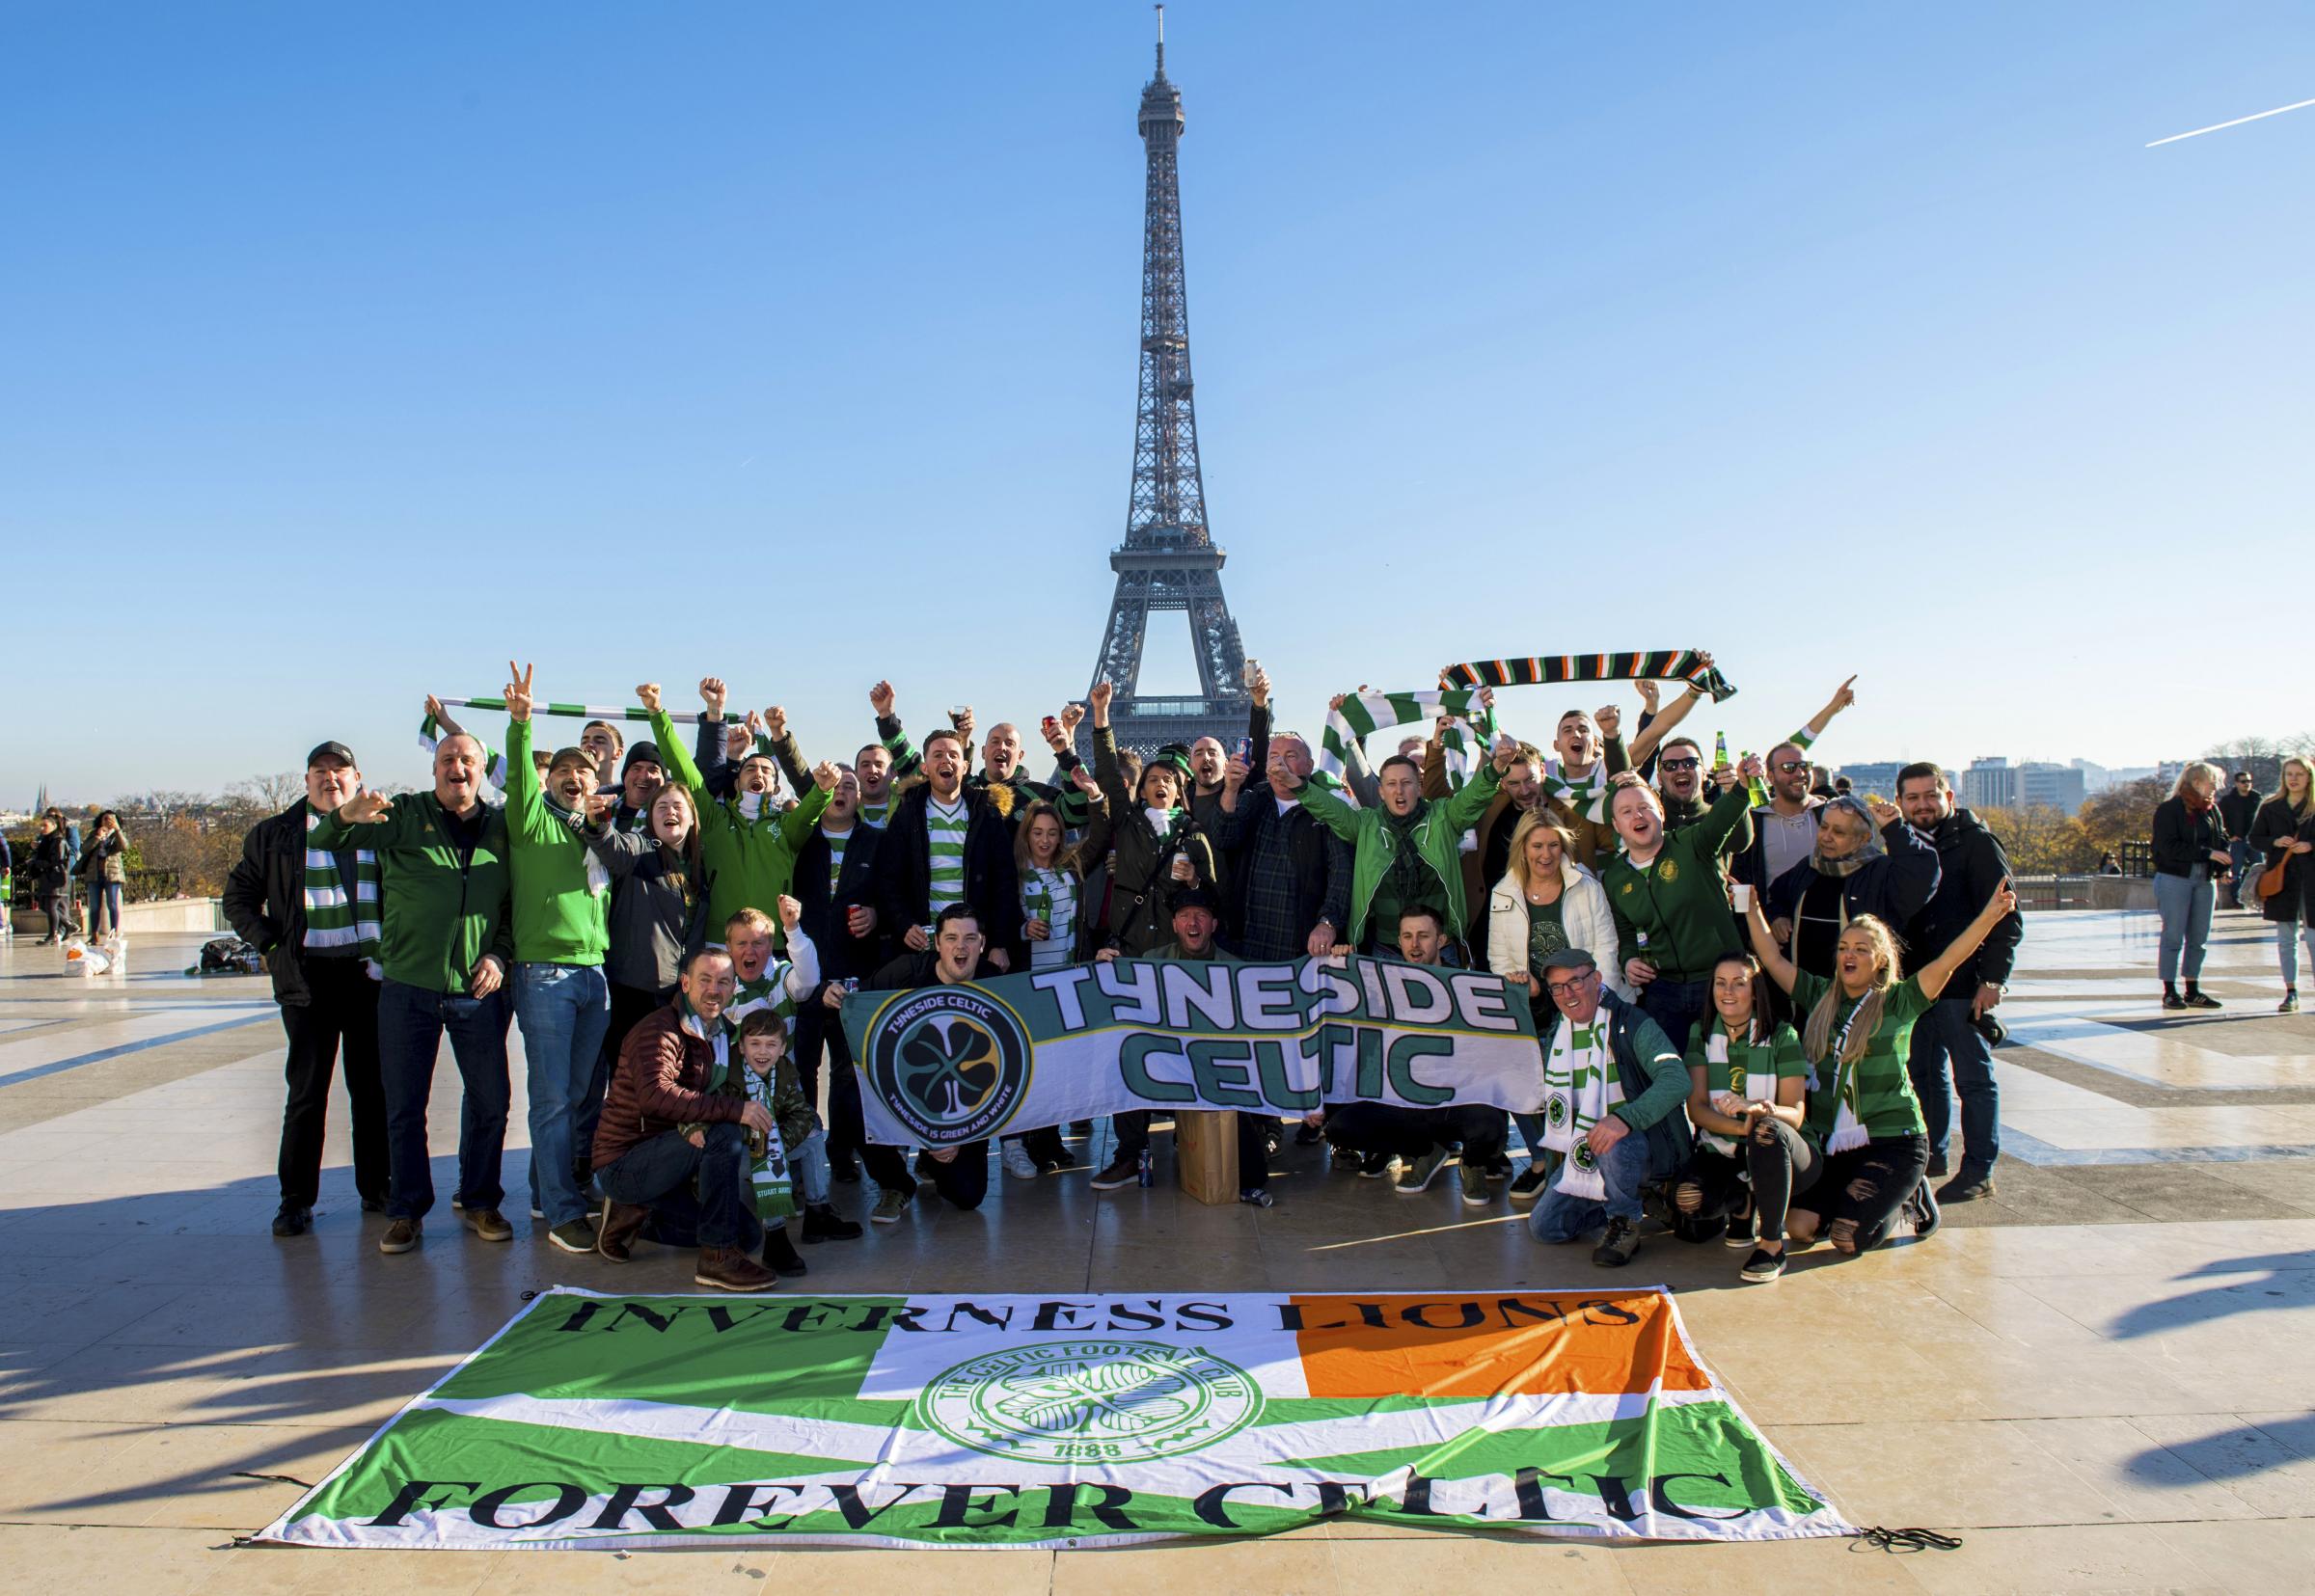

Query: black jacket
865 947 1004 993
2219 787 2263 842
2151 796 2227 879
1765 819 1944 969
794 820 885 983
872 783 1023 962
1902 806 2023 989
2248 797 2315 925
1211 780 1352 958
1090 727 1221 957
221 800 351 1007
30 829 70 892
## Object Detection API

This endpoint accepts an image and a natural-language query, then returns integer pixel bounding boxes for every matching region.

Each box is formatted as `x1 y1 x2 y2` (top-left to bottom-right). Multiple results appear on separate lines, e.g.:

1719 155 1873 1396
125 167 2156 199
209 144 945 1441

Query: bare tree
144 789 210 818
231 771 305 813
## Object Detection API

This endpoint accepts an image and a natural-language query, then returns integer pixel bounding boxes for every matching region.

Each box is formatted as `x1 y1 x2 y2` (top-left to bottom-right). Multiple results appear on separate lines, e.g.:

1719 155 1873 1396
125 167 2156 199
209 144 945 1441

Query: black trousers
793 998 870 1163
1324 1102 1507 1165
275 956 388 1209
863 1141 991 1209
1118 1109 1281 1191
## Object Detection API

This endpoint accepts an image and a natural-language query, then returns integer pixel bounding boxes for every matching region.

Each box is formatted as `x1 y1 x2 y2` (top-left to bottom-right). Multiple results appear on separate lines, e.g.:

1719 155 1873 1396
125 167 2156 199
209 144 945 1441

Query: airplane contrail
2147 95 2315 148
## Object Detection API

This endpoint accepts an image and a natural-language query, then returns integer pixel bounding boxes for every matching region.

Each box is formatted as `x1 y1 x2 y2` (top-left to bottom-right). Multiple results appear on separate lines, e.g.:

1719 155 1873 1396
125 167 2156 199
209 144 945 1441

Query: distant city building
2019 762 2085 812
1834 761 1908 798
1962 756 2017 812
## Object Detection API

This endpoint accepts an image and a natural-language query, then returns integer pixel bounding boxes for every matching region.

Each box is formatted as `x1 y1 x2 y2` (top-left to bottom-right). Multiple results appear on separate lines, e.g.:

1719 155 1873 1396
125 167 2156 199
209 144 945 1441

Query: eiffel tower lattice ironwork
1085 8 1251 757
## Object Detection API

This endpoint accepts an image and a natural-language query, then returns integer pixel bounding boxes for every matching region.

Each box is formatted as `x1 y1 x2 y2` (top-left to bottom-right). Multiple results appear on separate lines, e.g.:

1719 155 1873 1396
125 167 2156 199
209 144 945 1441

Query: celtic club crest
863 986 1034 1144
1572 1141 1597 1172
1659 856 1679 884
1545 1092 1569 1128
919 1340 1263 1464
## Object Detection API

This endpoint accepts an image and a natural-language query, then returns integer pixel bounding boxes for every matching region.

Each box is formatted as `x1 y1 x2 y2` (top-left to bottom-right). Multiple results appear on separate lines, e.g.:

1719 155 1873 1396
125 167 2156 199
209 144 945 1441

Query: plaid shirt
1237 795 1351 961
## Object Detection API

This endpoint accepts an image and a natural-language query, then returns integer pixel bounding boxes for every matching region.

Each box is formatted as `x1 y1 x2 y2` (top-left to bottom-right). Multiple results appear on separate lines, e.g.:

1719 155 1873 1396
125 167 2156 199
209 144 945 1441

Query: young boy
694 1008 861 1276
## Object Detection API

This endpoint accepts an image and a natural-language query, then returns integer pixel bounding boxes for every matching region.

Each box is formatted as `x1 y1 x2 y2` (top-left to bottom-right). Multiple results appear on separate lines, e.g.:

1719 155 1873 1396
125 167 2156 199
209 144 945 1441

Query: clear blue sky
6 2 2309 806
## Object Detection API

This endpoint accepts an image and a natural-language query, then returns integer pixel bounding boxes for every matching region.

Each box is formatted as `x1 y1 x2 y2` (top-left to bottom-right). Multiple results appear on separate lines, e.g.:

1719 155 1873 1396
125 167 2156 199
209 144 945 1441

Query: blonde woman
1003 793 1109 1179
2248 756 2315 1013
2152 761 2234 1009
1745 879 2016 1257
1485 809 1626 1202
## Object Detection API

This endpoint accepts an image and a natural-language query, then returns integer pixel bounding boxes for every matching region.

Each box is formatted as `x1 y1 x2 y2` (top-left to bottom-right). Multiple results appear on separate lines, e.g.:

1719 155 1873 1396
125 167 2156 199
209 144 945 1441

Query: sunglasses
1660 756 1701 771
1773 760 1809 773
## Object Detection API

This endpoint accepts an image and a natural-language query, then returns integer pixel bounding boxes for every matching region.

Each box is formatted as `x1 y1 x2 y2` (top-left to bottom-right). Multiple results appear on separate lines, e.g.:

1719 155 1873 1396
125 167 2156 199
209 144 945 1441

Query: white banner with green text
259 1285 1851 1551
839 956 1543 1149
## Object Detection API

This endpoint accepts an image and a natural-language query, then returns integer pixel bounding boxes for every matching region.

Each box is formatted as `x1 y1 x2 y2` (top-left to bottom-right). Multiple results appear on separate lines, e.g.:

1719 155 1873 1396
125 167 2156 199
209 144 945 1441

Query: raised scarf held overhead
1316 690 1498 797
1441 649 1736 703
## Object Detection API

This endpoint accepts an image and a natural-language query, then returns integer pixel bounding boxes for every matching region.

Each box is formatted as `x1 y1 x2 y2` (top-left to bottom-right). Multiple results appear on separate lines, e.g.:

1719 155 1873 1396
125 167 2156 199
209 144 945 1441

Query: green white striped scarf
925 797 970 919
1540 1019 1622 1202
1315 690 1497 795
302 808 381 959
1441 650 1736 702
731 1061 799 1222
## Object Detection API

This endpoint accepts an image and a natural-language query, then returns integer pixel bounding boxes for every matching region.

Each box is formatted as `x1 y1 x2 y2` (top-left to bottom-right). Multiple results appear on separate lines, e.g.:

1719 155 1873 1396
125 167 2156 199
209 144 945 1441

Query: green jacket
311 792 513 995
1602 780 1751 984
1298 761 1502 948
504 718 609 965
653 708 831 941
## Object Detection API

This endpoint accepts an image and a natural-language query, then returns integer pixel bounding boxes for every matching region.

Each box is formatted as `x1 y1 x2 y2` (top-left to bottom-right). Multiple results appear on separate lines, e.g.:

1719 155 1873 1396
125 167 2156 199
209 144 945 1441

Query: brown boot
596 1201 650 1263
694 1246 776 1292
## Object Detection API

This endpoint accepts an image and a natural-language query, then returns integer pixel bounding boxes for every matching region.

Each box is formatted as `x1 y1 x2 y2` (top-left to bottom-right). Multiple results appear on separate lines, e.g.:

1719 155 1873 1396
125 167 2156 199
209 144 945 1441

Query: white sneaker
1000 1141 1041 1180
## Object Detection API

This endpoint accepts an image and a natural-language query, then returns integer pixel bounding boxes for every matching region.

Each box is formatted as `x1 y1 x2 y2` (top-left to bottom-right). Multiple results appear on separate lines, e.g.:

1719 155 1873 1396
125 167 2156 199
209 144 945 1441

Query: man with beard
1897 762 2023 1203
873 723 1022 975
313 733 516 1256
1729 676 1860 904
224 740 389 1238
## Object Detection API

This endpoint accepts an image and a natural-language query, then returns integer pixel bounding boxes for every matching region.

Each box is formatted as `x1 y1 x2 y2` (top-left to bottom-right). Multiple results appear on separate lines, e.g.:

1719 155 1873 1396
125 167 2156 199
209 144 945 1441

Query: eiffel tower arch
1085 9 1252 758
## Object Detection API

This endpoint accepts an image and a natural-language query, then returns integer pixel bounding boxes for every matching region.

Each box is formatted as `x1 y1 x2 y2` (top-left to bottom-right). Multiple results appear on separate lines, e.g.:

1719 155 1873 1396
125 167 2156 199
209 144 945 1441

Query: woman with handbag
2247 756 2315 1014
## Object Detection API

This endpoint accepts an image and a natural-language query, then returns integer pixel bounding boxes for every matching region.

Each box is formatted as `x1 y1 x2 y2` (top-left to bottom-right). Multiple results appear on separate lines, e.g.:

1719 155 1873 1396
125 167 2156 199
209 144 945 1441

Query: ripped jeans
1809 1134 1930 1255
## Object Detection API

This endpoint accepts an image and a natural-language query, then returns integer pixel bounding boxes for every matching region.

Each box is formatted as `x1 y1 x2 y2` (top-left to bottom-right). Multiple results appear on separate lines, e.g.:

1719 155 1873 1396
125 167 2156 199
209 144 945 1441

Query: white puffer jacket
1486 861 1631 1001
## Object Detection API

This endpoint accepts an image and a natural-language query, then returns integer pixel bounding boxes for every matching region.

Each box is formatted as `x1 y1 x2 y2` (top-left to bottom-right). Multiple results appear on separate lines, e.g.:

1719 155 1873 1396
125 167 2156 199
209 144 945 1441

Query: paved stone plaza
2 908 2310 1592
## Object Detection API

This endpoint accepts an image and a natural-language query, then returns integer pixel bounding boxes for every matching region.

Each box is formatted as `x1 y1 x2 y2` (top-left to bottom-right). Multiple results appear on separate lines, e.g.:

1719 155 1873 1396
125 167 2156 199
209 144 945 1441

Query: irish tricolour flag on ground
261 1286 1849 1551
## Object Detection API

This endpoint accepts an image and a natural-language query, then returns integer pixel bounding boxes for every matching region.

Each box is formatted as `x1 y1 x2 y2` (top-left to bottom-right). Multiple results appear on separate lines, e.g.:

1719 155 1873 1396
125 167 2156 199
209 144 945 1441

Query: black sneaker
1724 1207 1757 1248
1089 1156 1141 1192
270 1204 311 1238
359 1195 388 1214
1509 1164 1550 1205
1357 1150 1395 1179
1739 1247 1786 1284
1294 1123 1323 1146
1239 1187 1274 1208
1937 1173 1996 1204
2281 990 2301 1014
2162 989 2187 1011
828 1152 862 1185
1904 1179 1942 1239
1924 1153 1950 1179
2183 988 2222 1010
1592 1216 1642 1267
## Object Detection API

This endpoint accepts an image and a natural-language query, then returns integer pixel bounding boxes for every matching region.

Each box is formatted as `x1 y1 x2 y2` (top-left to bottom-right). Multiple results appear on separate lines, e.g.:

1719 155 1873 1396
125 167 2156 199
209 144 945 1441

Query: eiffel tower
1085 8 1251 757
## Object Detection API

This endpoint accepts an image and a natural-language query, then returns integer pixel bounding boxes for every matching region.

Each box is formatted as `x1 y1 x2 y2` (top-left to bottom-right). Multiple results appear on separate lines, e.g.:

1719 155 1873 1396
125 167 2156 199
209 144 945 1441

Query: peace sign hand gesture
504 662 535 722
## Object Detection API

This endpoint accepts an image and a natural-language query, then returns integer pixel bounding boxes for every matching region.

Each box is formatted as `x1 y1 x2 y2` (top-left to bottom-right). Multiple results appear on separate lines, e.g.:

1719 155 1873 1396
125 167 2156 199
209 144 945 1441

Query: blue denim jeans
2228 840 2257 906
2279 921 2315 989
513 961 613 1227
791 1126 832 1206
376 978 512 1222
599 1123 762 1252
2156 869 2214 984
1906 994 1999 1178
1528 1129 1649 1241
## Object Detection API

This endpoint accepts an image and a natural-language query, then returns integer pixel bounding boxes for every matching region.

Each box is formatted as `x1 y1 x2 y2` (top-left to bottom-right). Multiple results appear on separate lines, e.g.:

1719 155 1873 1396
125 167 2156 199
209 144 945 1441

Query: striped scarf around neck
302 805 381 959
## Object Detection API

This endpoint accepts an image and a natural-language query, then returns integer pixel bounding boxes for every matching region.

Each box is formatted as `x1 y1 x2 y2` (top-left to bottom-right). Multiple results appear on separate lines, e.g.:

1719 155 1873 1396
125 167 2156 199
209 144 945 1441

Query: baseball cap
306 741 357 770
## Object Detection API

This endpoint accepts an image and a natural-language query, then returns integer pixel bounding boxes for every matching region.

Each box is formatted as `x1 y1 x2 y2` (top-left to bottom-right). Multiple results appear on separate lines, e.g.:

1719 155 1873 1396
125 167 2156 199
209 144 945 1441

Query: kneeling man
592 948 776 1291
